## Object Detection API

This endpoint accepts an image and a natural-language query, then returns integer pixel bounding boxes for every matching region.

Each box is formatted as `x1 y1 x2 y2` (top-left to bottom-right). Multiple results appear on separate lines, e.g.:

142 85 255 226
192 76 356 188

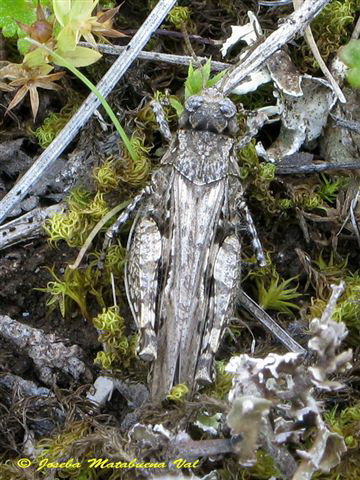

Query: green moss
38 264 105 319
301 0 359 71
120 134 151 187
309 274 360 344
93 306 137 369
167 6 191 29
167 383 189 402
325 404 360 449
34 102 82 148
44 189 109 247
238 142 281 214
221 451 279 480
317 174 347 204
93 158 120 192
207 360 233 400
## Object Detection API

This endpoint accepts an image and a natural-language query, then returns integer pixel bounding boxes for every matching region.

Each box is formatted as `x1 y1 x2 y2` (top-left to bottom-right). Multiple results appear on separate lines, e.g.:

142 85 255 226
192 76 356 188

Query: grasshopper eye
219 100 236 118
185 96 204 112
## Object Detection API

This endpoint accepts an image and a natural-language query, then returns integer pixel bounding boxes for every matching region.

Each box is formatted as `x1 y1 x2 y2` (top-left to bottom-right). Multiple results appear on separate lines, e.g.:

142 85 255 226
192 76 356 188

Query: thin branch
320 281 345 324
0 0 178 225
330 114 360 134
275 161 360 174
0 203 64 250
217 0 333 94
238 290 306 354
79 41 229 71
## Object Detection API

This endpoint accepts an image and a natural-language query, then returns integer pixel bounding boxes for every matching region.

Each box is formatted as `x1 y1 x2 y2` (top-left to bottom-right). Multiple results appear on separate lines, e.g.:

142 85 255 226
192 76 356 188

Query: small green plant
44 189 109 247
167 6 191 30
325 403 360 449
256 274 301 313
38 266 100 319
246 252 301 314
185 59 227 99
34 101 82 147
313 251 348 277
169 59 227 116
340 39 360 88
93 306 137 369
318 174 346 203
167 383 189 402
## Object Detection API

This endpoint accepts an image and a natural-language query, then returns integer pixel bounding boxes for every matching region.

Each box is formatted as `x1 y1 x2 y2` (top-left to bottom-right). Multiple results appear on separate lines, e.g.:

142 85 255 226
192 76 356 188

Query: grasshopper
105 88 269 401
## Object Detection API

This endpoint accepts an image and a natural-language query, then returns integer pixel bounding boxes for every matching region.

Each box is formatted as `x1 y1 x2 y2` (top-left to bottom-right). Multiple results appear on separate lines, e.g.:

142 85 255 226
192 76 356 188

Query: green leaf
17 37 31 55
347 67 360 88
169 96 184 116
54 45 102 67
0 0 36 38
53 0 71 26
207 68 228 87
56 23 78 51
202 57 211 85
184 59 227 98
340 40 360 89
69 0 98 23
23 47 50 68
340 40 360 67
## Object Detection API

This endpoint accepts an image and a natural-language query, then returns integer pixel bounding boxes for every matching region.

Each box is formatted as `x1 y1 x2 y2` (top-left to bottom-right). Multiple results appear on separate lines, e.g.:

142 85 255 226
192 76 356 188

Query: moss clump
44 189 109 247
221 451 279 480
34 102 81 148
167 6 191 29
119 133 151 187
167 383 189 402
93 158 120 192
247 256 302 314
93 306 137 369
310 274 360 345
207 360 233 400
301 0 359 71
238 142 279 214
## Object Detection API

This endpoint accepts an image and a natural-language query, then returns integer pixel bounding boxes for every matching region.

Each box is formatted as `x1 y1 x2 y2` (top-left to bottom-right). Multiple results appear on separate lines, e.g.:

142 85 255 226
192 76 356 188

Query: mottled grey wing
150 173 227 400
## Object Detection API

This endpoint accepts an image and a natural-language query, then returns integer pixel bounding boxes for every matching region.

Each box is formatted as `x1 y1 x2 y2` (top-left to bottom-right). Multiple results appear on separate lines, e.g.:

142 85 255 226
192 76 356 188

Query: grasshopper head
180 88 238 136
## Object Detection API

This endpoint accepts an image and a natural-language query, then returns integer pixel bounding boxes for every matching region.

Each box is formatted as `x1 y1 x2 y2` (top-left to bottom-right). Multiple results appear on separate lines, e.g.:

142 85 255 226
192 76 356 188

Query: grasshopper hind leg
125 216 162 362
196 234 241 385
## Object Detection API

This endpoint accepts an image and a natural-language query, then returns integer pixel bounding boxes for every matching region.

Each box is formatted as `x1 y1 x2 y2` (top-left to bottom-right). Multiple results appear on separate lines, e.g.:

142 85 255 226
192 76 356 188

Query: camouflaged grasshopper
104 88 266 401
